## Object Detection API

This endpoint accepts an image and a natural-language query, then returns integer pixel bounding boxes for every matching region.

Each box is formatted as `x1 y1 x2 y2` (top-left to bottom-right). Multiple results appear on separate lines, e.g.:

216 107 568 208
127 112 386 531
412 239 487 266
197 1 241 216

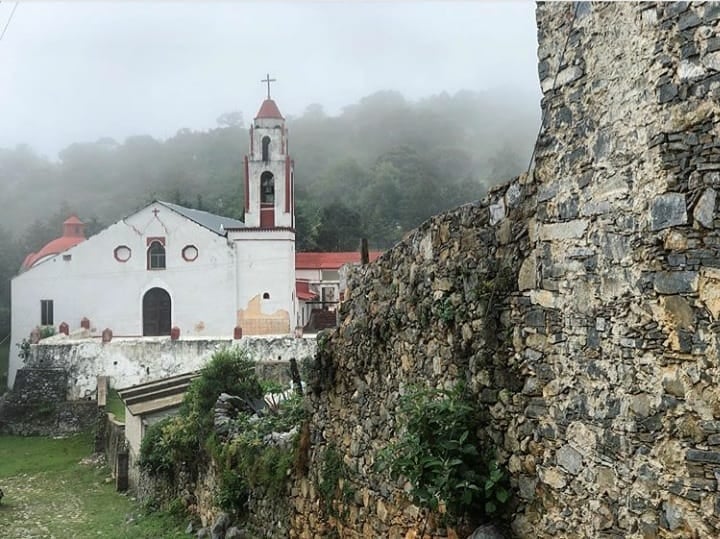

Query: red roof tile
255 99 284 120
295 251 382 270
296 280 318 301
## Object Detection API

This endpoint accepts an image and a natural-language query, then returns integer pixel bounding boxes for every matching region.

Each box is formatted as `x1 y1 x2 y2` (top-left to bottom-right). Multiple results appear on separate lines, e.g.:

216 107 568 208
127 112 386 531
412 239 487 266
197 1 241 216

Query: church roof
295 251 383 270
158 201 245 236
255 99 284 120
21 215 87 270
22 235 86 269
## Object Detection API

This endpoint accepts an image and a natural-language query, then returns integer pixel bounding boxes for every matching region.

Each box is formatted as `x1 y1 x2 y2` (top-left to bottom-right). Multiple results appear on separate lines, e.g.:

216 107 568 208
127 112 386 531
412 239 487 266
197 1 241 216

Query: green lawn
0 339 9 394
0 432 188 538
106 388 126 422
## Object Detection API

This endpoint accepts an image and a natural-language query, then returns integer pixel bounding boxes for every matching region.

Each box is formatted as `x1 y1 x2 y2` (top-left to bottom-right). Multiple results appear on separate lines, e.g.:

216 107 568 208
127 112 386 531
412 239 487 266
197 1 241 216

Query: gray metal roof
158 201 244 236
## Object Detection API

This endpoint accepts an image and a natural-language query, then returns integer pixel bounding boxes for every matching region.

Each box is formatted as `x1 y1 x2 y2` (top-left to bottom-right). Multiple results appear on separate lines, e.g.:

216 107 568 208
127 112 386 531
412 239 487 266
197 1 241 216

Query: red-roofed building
295 250 382 330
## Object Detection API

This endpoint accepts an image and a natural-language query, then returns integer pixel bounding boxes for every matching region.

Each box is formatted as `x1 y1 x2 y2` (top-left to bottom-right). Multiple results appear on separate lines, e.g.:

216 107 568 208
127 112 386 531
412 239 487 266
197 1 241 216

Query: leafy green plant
317 444 355 518
138 418 172 476
215 394 305 514
39 325 56 339
182 347 263 419
380 384 510 523
436 297 456 324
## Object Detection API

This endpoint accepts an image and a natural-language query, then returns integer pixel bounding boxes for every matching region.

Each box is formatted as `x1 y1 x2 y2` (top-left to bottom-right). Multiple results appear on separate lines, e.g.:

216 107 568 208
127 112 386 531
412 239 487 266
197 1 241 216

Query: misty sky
0 2 540 159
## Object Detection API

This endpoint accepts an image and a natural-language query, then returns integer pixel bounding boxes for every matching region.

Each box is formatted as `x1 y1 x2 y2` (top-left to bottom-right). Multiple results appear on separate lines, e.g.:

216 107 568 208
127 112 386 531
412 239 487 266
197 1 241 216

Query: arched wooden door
142 287 171 336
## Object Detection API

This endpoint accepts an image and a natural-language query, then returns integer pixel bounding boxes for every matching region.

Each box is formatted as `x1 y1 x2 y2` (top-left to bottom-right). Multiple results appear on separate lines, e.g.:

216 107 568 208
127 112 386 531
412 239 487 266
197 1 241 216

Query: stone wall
292 3 720 538
516 2 720 537
25 335 317 399
0 368 96 435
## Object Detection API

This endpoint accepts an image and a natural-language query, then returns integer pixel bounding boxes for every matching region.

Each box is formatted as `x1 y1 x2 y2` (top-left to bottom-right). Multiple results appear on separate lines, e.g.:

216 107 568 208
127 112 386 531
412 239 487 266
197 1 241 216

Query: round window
182 245 199 262
114 245 131 262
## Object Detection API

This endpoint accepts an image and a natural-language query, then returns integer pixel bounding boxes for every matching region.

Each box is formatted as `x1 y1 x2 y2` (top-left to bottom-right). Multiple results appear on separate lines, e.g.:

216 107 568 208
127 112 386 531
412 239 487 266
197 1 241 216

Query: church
9 85 369 390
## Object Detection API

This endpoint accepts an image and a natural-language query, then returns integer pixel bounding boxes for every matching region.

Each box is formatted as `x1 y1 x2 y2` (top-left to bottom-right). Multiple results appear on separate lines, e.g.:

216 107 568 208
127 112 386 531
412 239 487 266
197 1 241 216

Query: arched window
147 241 166 269
261 171 275 203
262 136 271 162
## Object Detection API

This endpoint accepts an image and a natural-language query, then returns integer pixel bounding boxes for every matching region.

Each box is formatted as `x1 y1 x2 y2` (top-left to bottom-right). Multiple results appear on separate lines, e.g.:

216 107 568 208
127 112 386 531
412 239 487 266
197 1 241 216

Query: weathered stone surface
518 254 537 291
650 193 688 231
539 219 589 241
467 524 505 539
489 198 506 226
699 267 720 319
653 271 698 294
556 445 583 475
694 187 716 228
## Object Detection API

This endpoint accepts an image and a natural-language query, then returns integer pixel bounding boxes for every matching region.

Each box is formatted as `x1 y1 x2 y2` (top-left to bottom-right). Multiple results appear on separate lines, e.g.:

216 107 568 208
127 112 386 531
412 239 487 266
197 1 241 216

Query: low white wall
25 335 317 400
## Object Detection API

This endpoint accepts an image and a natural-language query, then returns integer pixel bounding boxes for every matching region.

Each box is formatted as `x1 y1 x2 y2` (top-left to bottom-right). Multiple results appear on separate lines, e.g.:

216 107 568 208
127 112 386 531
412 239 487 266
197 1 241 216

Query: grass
106 388 126 422
0 432 188 538
0 339 9 395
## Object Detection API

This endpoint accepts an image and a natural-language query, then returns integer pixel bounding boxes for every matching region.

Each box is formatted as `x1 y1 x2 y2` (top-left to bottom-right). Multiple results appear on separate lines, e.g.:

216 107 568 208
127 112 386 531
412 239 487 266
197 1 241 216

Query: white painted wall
25 335 317 399
9 203 238 388
230 229 296 332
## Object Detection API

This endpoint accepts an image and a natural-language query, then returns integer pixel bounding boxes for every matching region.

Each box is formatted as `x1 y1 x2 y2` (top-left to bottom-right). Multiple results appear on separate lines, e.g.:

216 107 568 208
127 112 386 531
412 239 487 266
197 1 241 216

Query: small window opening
41 299 54 326
263 292 270 299
63 254 71 261
147 241 166 269
261 171 275 203
262 136 271 162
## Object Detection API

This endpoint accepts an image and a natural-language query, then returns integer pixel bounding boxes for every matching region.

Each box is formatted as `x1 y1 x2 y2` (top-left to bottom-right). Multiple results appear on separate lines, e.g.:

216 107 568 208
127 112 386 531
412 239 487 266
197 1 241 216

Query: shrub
140 347 262 478
182 347 263 419
380 384 510 523
216 393 305 514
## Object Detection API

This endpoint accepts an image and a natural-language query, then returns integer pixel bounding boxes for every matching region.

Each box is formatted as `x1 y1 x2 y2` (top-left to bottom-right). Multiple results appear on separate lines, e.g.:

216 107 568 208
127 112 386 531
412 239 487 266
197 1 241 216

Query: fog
0 1 540 158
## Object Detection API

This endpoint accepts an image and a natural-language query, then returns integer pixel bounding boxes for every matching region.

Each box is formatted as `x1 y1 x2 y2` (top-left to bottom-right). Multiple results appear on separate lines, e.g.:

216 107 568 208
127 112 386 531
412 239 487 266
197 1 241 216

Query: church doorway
142 287 171 336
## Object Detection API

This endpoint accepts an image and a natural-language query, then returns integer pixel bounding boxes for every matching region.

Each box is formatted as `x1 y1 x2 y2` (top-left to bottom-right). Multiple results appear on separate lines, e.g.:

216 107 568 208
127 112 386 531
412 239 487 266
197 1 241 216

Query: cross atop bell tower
261 73 276 99
243 76 294 229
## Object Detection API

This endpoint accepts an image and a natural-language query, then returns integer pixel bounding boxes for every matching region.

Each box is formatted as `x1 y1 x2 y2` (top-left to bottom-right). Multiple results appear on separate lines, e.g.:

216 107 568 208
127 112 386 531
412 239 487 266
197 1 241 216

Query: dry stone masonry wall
290 2 720 538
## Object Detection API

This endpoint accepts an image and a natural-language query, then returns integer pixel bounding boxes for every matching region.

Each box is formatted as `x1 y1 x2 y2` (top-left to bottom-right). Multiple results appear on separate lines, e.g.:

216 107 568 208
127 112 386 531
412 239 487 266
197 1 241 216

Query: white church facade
9 93 301 389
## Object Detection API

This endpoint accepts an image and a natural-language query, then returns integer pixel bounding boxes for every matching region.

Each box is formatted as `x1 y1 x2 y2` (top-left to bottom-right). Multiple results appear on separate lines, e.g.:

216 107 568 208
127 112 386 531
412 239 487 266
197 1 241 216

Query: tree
315 202 365 252
216 111 244 128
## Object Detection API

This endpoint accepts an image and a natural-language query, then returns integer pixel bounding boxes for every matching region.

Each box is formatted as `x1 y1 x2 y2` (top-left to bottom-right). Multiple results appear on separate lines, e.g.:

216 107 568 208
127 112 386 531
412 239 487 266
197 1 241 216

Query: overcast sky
0 1 540 159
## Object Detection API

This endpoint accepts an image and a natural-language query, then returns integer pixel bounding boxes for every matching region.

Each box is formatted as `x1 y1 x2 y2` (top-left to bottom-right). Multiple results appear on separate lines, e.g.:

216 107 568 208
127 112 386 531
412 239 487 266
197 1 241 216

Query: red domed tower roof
255 99 284 120
22 215 86 270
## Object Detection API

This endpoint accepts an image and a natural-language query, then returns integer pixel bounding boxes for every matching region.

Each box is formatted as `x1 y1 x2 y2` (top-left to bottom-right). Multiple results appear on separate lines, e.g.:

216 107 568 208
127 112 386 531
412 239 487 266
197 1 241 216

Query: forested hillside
0 88 539 336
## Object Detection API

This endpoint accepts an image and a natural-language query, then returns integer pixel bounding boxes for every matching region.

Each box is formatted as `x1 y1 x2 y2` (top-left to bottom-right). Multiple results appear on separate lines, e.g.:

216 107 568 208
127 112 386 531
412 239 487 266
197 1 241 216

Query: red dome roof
255 99 284 120
22 236 85 269
21 214 86 270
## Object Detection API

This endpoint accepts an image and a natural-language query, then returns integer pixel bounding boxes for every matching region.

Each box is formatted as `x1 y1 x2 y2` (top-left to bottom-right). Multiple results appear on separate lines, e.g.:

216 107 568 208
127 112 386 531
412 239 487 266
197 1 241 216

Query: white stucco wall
9 203 238 388
230 229 296 331
25 335 317 400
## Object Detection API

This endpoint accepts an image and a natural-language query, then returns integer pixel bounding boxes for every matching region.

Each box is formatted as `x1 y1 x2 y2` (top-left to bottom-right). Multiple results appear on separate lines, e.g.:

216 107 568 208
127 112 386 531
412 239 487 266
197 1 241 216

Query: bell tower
230 74 296 337
244 74 294 229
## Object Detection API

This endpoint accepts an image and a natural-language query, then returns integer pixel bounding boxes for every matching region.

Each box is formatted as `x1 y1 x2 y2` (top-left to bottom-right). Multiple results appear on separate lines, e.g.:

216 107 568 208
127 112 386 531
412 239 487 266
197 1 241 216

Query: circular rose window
182 245 199 262
114 245 131 262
